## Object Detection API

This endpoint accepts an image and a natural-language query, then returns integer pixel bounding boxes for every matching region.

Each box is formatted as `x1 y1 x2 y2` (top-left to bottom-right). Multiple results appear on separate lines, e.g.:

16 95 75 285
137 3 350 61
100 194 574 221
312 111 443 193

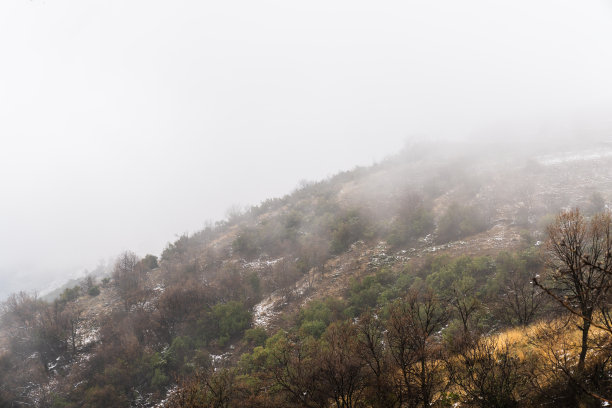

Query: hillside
2 140 612 407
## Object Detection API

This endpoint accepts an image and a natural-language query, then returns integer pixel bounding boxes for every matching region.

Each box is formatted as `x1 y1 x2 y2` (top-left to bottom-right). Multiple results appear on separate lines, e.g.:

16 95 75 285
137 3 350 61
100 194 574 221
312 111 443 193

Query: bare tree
267 333 329 408
356 310 400 408
112 251 144 311
319 321 366 408
500 267 546 327
386 289 448 407
535 209 612 372
61 301 83 356
446 336 530 408
533 209 612 405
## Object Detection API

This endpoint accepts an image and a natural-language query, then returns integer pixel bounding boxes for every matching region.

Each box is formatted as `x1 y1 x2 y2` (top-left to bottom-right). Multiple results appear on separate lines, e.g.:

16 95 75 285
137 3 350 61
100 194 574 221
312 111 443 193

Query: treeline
2 207 612 406
163 249 553 408
163 209 612 408
0 250 258 407
0 144 609 407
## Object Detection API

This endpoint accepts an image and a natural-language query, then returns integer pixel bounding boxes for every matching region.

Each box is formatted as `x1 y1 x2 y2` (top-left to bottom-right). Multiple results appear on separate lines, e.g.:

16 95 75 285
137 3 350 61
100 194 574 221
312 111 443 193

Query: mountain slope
2 140 612 407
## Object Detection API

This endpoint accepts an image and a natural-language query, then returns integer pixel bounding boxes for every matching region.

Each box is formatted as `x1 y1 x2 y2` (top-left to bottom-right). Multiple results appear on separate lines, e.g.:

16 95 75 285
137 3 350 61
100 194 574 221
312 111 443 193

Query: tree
319 321 366 408
386 289 448 407
112 251 144 311
267 332 329 408
535 209 612 372
436 203 488 244
356 310 400 408
140 254 159 270
330 210 367 254
446 336 530 408
494 251 546 327
533 209 612 406
61 301 83 356
387 192 434 248
1 292 71 370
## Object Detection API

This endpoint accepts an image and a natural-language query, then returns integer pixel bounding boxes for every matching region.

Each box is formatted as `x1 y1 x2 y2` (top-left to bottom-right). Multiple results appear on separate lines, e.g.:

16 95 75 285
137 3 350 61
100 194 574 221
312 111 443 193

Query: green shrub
166 336 192 371
212 301 252 343
330 210 368 254
436 203 488 244
300 300 332 326
161 234 190 261
244 327 267 346
232 229 260 259
299 320 327 338
140 254 159 270
60 286 81 303
387 199 435 248
151 368 169 390
88 286 100 296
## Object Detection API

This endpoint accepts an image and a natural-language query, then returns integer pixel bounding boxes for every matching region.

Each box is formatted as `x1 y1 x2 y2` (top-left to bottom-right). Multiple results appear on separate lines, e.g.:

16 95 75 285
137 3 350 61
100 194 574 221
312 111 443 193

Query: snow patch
253 295 279 327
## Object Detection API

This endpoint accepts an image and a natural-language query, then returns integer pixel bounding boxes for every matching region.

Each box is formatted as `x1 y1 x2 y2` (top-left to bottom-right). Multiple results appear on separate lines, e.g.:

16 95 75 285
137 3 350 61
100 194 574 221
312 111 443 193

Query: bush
232 229 260 259
151 368 169 390
387 193 435 248
244 327 267 346
212 301 252 343
436 203 488 244
330 210 368 254
140 254 159 271
161 234 190 261
60 286 81 303
88 286 100 297
166 336 192 371
299 320 327 338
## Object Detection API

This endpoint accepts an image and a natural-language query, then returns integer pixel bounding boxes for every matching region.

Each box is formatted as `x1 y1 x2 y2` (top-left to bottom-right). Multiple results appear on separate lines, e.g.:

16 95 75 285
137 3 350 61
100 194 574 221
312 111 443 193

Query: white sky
1 0 612 297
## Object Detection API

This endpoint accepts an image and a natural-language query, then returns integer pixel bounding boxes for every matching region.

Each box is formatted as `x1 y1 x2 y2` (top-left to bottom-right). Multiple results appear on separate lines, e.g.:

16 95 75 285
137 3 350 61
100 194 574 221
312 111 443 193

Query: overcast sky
1 0 612 297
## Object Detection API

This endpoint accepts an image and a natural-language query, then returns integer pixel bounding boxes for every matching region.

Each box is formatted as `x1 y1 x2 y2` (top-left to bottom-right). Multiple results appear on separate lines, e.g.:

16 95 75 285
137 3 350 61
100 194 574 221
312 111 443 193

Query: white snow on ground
253 295 279 327
536 149 612 166
78 327 100 347
210 352 232 371
244 257 283 270
154 385 178 408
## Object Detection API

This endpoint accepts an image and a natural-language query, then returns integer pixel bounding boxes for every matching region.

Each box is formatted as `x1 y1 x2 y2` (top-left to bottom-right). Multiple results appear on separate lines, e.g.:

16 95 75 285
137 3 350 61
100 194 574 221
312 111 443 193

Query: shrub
299 320 327 338
436 203 488 244
151 368 169 390
232 229 260 259
60 286 81 303
88 286 100 297
387 193 435 248
244 327 267 346
330 210 368 254
140 254 159 271
212 301 251 343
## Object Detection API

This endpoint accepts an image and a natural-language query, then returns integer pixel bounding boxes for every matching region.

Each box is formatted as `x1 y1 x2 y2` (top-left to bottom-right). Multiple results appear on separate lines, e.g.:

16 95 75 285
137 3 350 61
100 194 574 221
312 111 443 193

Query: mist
1 0 612 298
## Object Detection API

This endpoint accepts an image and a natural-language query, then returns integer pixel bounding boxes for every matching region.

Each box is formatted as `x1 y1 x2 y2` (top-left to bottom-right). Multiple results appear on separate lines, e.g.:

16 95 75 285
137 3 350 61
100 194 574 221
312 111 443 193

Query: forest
2 144 612 407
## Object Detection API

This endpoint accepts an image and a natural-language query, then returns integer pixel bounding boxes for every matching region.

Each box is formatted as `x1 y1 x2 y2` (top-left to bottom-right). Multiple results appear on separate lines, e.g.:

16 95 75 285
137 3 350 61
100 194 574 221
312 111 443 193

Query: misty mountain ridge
3 139 612 407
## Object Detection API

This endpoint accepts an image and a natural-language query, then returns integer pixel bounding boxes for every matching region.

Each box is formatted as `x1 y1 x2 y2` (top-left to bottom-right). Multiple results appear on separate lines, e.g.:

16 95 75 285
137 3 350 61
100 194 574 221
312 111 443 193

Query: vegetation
2 147 612 407
436 203 489 244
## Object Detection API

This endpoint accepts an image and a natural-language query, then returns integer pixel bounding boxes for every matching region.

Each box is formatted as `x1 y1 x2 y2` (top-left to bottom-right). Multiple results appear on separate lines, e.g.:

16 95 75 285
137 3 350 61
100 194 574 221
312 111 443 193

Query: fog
1 0 612 298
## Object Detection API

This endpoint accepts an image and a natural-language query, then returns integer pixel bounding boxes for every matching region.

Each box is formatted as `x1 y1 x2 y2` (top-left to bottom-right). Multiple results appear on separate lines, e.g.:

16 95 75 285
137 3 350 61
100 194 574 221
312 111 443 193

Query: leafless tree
386 289 448 407
535 209 612 372
446 336 530 408
500 268 546 327
112 251 144 311
356 310 400 408
319 321 366 408
533 209 612 404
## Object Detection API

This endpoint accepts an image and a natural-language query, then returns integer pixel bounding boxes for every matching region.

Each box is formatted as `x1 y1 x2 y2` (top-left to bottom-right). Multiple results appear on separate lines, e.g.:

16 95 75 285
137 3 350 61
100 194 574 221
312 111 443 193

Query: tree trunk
578 317 591 373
